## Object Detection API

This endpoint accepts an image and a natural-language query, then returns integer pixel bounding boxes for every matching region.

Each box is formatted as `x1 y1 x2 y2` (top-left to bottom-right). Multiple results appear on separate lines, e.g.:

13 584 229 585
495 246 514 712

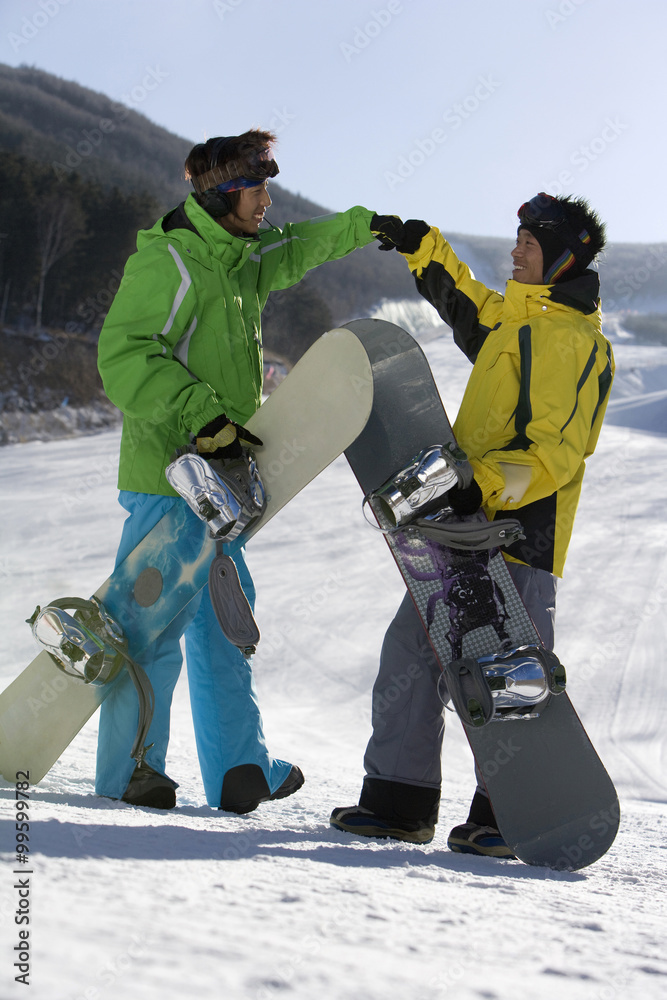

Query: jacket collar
150 194 259 272
546 270 601 315
505 269 600 317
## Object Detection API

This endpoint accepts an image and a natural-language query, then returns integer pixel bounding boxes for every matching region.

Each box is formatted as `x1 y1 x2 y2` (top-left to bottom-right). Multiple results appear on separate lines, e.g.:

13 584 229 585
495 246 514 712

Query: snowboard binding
28 597 155 766
363 443 525 551
366 443 471 529
29 598 126 686
443 644 566 728
166 449 266 541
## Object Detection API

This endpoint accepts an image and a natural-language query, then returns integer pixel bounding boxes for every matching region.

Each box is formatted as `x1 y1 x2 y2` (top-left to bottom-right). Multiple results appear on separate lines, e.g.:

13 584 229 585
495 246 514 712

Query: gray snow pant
359 562 557 824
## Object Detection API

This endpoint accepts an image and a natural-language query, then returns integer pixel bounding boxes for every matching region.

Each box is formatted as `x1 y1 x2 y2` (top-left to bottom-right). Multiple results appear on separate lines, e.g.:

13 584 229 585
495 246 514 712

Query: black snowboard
344 318 619 870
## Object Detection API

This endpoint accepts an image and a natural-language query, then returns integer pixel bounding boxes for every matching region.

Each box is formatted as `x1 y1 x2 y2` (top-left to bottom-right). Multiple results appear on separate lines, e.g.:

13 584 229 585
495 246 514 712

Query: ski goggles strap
191 151 279 195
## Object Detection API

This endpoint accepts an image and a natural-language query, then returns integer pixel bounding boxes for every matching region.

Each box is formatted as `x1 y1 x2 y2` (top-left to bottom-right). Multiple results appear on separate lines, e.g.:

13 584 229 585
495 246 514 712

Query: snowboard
0 327 374 784
343 318 619 871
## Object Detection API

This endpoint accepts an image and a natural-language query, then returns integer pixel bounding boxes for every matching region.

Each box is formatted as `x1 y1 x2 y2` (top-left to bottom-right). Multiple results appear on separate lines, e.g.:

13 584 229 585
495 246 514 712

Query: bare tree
34 196 86 330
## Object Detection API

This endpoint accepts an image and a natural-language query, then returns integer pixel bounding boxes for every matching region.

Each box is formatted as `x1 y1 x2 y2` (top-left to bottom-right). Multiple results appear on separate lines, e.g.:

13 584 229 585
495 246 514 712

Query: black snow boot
330 777 439 844
447 790 516 859
219 763 304 814
121 763 178 810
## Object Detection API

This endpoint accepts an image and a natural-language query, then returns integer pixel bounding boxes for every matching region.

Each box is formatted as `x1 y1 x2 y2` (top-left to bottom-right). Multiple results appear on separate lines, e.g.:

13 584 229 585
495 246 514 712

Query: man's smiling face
221 181 272 237
511 229 544 284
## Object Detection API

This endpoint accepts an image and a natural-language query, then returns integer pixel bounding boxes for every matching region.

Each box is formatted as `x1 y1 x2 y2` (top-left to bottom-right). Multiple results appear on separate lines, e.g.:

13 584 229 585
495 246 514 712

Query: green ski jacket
98 194 375 494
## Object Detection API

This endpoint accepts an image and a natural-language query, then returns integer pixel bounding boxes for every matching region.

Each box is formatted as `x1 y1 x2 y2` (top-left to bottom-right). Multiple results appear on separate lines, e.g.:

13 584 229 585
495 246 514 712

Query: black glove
370 214 405 251
397 219 430 254
446 477 483 516
196 414 263 461
370 215 430 255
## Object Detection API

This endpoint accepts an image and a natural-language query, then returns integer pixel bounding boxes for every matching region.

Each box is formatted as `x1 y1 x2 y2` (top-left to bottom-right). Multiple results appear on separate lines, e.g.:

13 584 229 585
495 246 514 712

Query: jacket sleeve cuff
185 398 228 437
469 457 505 508
353 206 379 245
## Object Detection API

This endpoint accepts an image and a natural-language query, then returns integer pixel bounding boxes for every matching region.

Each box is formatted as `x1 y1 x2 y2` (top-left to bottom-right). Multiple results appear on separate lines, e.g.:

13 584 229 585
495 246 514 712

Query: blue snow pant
362 561 558 808
95 492 292 806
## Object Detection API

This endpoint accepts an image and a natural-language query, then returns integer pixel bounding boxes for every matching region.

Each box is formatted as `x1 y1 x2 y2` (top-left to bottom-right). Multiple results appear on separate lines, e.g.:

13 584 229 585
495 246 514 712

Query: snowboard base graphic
343 318 619 870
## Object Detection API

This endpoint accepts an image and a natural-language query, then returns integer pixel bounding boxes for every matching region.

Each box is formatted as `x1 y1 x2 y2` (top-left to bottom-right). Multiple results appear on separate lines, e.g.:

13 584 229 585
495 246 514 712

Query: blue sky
2 0 666 244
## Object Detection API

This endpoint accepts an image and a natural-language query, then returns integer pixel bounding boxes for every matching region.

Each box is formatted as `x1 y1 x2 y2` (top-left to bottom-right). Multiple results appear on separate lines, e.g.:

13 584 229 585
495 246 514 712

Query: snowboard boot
330 777 439 845
121 763 178 810
447 790 516 859
219 763 304 815
330 805 435 844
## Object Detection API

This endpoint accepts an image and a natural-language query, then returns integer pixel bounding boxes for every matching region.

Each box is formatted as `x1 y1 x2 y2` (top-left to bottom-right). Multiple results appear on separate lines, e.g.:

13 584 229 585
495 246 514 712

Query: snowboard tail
343 318 619 870
0 328 374 784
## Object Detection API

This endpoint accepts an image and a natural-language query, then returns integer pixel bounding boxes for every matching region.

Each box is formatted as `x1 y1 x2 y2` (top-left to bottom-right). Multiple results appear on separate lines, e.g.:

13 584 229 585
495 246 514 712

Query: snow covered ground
1 319 666 1000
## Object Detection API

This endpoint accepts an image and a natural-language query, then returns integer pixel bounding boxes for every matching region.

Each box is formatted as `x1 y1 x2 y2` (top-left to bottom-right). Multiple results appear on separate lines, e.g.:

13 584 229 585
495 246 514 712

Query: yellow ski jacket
403 228 614 576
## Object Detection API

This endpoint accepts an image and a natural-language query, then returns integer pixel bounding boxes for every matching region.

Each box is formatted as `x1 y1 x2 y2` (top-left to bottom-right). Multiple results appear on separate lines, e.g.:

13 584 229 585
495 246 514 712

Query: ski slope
0 319 666 1000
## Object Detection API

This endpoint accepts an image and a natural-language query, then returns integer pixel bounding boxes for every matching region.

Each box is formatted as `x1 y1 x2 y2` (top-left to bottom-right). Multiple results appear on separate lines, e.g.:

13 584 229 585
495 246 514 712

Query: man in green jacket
96 128 377 811
331 193 614 857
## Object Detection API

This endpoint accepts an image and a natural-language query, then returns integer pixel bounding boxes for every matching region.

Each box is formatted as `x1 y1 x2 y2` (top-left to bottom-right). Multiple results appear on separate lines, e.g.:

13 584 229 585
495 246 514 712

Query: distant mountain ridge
0 62 191 206
2 62 665 319
0 61 417 325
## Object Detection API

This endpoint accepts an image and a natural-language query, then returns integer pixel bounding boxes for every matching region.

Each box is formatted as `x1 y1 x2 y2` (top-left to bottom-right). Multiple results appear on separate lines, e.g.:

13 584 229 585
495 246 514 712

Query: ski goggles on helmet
517 192 569 230
518 192 591 262
191 141 279 196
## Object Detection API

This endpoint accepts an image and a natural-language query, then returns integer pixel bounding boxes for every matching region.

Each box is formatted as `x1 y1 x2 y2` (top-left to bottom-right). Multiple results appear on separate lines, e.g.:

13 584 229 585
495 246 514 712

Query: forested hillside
0 63 417 336
0 63 414 432
1 62 665 439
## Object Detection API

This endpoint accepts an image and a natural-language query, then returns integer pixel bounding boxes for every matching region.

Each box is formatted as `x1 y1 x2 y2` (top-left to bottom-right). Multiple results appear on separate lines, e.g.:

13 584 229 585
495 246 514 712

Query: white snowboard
0 328 373 783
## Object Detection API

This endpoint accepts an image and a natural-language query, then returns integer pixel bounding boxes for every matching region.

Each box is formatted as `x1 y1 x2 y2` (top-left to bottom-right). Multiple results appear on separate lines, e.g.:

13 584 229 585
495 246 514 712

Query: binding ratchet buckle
444 645 567 728
166 450 266 541
364 443 471 531
363 443 525 550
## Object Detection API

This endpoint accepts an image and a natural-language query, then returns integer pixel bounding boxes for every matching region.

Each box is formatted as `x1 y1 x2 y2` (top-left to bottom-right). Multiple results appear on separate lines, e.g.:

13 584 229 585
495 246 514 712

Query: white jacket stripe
160 244 193 338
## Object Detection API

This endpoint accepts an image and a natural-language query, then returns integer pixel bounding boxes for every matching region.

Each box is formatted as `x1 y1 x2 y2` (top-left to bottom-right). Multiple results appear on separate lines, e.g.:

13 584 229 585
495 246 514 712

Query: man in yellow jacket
332 193 614 857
